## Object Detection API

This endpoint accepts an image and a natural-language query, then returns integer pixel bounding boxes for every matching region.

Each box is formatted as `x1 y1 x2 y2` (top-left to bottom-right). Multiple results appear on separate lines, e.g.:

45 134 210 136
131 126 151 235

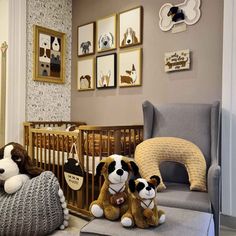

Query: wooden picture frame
77 57 95 91
119 6 143 49
119 48 142 87
33 25 65 84
96 14 117 53
96 53 116 89
77 22 95 57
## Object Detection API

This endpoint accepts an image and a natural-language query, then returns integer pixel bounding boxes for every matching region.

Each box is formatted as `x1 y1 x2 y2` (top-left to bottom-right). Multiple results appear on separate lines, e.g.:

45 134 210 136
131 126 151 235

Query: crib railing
27 124 143 216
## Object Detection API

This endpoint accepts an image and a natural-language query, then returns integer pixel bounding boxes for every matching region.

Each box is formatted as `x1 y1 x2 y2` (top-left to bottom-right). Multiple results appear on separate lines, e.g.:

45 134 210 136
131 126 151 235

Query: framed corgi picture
96 14 117 53
96 53 116 89
119 6 143 48
119 48 142 87
77 22 95 57
77 57 95 91
33 25 65 83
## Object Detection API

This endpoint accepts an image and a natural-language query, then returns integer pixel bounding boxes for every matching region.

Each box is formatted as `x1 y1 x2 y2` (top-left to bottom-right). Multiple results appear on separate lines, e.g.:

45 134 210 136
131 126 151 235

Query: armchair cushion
135 137 207 191
157 182 211 213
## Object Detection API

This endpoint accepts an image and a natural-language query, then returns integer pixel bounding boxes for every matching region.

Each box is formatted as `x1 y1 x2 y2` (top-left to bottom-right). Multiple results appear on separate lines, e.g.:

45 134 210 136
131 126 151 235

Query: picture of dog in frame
78 22 95 57
119 6 142 48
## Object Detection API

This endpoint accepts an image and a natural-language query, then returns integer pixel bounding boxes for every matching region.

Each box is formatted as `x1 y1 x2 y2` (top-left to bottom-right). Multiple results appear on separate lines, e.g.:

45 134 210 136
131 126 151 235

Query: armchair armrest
207 163 221 235
142 101 154 140
208 163 220 207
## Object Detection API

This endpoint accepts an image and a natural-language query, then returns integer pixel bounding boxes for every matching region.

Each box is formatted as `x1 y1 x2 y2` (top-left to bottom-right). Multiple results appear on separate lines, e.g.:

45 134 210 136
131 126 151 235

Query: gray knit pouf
0 171 68 236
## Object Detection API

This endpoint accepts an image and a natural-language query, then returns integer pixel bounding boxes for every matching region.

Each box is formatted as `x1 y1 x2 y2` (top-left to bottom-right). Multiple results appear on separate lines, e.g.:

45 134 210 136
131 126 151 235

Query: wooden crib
23 122 143 216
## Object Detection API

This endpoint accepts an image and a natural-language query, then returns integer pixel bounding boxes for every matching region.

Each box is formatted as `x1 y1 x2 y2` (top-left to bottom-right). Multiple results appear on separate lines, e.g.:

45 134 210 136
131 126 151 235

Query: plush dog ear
149 175 161 187
129 179 136 193
96 161 106 176
128 161 139 176
0 147 4 159
24 154 43 177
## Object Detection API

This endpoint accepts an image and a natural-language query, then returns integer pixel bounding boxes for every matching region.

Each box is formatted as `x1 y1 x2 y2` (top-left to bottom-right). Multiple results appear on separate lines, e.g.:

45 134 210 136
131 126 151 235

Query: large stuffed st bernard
0 142 42 194
90 154 139 221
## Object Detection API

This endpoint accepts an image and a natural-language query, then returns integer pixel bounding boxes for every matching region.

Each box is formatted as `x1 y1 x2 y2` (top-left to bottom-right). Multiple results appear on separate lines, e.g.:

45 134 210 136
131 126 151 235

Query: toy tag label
64 158 84 191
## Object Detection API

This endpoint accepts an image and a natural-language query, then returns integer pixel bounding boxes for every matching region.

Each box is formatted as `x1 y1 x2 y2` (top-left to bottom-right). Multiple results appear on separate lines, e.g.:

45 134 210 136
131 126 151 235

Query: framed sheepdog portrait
33 25 65 83
77 22 95 57
96 53 116 89
119 48 142 87
119 6 143 48
96 14 117 53
77 57 95 91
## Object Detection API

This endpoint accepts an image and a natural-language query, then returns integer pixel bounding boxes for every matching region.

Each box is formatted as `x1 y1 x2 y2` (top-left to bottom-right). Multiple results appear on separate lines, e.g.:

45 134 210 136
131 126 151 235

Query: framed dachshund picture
33 25 65 83
96 53 116 89
119 48 142 87
96 14 117 53
77 57 95 91
77 22 95 57
119 6 143 48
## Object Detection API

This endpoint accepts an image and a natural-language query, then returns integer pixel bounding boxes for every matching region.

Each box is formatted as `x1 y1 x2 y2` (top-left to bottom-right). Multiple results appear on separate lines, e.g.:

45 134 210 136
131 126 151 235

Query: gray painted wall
71 0 223 125
26 0 72 121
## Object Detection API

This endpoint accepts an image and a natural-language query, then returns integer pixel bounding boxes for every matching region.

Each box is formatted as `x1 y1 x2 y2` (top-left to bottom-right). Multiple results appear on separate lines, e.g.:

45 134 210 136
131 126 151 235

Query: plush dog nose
0 168 5 174
116 169 124 176
146 186 151 191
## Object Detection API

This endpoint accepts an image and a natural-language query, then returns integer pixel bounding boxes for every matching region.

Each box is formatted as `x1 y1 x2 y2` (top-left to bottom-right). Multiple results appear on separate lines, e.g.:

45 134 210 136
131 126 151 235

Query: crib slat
40 133 42 169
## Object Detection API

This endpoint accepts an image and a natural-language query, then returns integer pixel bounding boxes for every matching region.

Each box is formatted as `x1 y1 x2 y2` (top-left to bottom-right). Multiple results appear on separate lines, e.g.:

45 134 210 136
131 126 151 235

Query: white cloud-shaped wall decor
159 0 201 32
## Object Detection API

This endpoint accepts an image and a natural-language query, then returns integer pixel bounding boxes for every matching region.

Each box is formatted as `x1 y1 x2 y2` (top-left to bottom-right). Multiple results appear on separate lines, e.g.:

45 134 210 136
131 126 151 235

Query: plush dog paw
121 217 133 227
91 204 104 218
159 214 166 224
4 175 29 194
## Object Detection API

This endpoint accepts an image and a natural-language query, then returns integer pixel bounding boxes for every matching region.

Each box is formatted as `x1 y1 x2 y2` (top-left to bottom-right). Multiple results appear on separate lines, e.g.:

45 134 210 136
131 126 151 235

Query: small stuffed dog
0 142 42 194
121 176 165 228
90 154 139 221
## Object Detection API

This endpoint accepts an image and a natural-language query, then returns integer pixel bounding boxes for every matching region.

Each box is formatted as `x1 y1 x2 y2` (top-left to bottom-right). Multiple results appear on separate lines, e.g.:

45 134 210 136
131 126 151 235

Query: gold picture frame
33 25 66 84
118 48 142 87
96 14 117 53
77 22 95 57
77 57 95 91
119 6 143 49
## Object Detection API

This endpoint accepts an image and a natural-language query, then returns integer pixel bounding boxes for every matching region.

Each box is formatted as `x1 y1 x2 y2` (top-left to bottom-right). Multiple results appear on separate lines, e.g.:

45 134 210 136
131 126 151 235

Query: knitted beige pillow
135 137 207 192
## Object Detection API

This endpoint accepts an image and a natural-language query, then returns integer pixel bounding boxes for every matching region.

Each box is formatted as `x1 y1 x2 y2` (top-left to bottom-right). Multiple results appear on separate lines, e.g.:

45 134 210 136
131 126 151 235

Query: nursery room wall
25 0 72 121
71 0 223 125
0 0 8 146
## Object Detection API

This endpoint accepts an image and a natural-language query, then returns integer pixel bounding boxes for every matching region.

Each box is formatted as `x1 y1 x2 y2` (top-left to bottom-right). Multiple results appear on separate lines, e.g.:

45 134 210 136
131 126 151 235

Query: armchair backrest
142 101 220 184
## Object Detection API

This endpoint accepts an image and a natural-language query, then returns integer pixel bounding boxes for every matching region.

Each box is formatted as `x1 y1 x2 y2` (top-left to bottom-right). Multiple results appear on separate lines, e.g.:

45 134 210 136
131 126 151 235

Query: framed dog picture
119 48 142 87
96 53 116 89
77 22 95 57
33 25 65 83
119 6 143 48
77 57 95 91
96 14 117 53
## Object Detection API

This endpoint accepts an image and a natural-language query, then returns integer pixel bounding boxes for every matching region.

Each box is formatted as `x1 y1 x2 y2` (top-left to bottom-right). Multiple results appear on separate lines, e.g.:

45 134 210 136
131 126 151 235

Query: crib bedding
33 147 105 174
33 131 142 156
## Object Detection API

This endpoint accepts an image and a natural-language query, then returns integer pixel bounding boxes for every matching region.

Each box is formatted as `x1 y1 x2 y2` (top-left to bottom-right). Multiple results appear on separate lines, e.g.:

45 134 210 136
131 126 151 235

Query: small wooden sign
64 158 84 191
164 49 190 72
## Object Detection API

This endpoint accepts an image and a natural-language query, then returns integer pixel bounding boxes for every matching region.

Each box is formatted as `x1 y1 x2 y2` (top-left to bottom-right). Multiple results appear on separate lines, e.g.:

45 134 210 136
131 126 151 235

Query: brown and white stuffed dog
90 154 139 221
121 176 165 228
0 142 42 194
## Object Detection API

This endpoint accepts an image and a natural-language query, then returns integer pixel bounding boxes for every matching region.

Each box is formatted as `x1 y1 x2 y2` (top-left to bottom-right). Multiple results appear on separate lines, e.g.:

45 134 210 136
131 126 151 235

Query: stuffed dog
90 154 139 221
121 176 165 228
0 142 42 194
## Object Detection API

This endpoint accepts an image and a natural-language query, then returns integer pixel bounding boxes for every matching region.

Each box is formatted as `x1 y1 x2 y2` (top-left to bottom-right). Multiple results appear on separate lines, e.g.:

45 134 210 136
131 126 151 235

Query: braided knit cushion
0 171 65 236
135 137 207 192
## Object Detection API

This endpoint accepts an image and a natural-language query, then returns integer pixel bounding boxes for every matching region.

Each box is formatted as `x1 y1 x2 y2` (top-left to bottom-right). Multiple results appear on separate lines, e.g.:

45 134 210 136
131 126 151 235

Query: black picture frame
96 53 117 89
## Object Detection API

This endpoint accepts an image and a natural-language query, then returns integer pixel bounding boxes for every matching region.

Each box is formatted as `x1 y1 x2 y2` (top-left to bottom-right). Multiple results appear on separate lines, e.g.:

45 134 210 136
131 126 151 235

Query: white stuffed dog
0 142 42 194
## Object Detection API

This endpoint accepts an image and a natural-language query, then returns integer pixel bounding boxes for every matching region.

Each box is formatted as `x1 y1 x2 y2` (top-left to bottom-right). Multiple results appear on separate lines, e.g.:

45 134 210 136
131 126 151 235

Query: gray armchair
142 101 221 236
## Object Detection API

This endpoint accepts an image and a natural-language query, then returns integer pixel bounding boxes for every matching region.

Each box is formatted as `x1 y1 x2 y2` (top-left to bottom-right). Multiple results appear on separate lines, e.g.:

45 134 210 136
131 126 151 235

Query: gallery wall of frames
77 6 143 91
